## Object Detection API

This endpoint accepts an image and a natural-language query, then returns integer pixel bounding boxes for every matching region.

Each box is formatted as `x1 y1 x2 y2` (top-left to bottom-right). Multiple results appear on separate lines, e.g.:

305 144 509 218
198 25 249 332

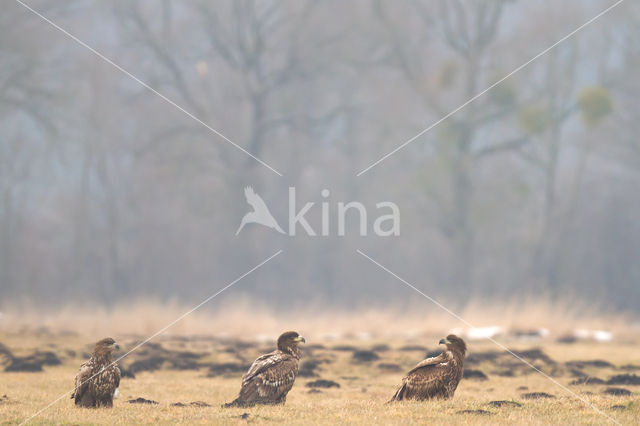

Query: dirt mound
128 397 158 404
510 349 556 365
465 350 503 365
5 358 44 372
299 359 321 377
464 369 488 381
556 335 577 344
123 342 208 374
566 360 614 369
492 369 517 377
371 344 390 352
377 363 403 373
488 400 522 408
570 376 605 385
521 392 555 399
465 348 555 372
457 409 492 415
306 379 340 388
602 387 632 396
607 374 640 385
126 357 164 374
4 351 62 372
171 401 211 407
620 364 640 371
351 350 379 363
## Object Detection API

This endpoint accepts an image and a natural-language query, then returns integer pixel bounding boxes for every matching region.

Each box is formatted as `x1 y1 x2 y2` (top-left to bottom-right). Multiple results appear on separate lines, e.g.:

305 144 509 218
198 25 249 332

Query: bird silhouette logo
236 186 285 235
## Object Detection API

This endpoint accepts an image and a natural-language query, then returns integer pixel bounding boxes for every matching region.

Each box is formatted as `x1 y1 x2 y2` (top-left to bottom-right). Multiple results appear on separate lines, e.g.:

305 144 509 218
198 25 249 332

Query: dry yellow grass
2 367 638 425
1 325 639 425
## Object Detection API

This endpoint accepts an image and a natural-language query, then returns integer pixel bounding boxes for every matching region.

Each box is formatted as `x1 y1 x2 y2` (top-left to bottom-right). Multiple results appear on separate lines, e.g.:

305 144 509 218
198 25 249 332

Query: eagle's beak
295 336 306 344
113 343 120 351
439 338 447 345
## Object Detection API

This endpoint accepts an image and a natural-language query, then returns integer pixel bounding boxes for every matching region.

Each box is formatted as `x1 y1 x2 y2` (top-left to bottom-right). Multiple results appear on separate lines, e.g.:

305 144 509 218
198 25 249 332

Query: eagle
225 331 305 407
390 334 466 401
71 337 121 408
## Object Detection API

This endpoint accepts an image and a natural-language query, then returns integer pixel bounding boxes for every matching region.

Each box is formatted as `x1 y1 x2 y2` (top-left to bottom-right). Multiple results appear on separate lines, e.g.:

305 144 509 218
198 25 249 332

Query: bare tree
374 0 525 292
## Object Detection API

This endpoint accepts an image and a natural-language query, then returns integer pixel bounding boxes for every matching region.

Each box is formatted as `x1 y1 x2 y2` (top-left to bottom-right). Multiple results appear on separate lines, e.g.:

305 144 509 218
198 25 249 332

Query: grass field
0 304 639 425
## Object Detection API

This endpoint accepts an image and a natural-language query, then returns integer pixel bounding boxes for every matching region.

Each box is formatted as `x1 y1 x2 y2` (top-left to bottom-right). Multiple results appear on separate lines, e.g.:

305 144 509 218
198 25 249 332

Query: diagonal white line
14 0 283 177
19 249 283 425
357 0 624 176
356 249 620 425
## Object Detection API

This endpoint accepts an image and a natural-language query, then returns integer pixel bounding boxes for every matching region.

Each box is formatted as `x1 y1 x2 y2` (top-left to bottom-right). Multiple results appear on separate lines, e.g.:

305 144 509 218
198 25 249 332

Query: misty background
1 0 639 314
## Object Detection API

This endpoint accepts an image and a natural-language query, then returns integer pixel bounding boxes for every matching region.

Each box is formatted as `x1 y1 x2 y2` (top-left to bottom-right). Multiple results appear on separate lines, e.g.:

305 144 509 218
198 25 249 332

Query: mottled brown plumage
71 337 121 408
390 334 466 401
225 331 305 407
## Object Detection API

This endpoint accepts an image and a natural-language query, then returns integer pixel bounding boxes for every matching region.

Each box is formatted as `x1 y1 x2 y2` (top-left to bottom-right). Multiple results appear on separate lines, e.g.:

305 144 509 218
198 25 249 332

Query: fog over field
1 1 639 317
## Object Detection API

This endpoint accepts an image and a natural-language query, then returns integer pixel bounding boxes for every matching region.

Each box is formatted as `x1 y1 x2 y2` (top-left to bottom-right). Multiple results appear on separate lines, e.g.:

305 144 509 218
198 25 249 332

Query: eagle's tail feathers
389 384 405 403
223 398 254 408
223 398 240 408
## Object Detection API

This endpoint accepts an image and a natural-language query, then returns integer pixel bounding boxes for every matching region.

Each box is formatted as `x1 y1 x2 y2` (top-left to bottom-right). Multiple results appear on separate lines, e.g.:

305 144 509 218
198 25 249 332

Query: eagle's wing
238 350 298 403
97 363 121 403
244 186 269 212
72 361 92 402
407 353 446 375
242 351 282 384
391 353 448 401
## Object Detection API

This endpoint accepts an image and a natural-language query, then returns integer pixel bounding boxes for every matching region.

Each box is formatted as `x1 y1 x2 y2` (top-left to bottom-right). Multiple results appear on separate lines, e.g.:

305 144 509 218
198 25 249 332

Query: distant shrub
577 86 613 127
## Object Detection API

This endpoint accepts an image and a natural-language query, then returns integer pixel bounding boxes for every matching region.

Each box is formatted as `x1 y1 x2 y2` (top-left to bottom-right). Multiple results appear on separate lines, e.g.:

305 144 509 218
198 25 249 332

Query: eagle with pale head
225 331 305 406
71 337 121 408
390 334 466 401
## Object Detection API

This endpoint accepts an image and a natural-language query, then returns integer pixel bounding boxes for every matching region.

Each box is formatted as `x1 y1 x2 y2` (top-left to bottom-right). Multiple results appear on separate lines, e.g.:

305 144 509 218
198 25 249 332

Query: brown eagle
225 331 305 407
71 337 121 408
390 334 466 401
